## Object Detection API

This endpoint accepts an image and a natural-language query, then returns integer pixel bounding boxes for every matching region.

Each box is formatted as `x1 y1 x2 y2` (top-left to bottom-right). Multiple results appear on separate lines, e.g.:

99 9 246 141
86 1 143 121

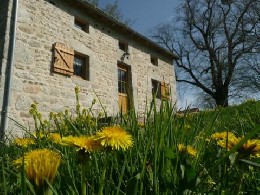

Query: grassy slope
186 100 260 136
0 99 259 194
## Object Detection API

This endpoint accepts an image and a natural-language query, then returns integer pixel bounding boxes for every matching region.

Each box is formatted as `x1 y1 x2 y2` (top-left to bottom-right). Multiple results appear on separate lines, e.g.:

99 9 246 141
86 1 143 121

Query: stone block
15 95 33 111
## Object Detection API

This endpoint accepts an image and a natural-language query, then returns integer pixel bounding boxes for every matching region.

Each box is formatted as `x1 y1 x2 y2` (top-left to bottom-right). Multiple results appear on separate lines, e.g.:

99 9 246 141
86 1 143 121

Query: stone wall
6 0 176 136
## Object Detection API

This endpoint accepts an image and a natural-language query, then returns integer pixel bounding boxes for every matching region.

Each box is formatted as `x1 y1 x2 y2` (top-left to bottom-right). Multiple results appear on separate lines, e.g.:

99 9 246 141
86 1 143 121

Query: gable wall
6 0 176 136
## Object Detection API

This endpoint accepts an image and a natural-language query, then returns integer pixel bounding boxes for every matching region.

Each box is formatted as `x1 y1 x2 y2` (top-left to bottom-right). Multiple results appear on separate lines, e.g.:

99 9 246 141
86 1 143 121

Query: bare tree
103 0 122 20
84 0 99 6
102 0 135 26
196 91 217 109
236 55 260 92
151 0 260 107
85 0 134 26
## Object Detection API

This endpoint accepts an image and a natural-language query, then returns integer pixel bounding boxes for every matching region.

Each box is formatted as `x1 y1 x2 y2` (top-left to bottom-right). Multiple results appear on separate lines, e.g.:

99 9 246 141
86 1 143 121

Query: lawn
1 89 259 194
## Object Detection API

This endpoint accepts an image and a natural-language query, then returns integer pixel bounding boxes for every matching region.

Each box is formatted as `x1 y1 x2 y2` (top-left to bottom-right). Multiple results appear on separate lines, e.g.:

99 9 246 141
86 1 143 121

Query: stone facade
0 0 177 137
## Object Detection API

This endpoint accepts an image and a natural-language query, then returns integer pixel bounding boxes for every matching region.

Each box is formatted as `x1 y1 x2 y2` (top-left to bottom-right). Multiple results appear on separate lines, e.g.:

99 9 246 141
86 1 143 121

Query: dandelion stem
43 187 53 195
98 155 108 195
233 171 245 195
81 163 87 195
116 158 127 195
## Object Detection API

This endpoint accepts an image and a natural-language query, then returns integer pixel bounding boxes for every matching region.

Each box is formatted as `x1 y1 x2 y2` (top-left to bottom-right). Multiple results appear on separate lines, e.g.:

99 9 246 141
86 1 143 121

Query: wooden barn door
118 64 129 114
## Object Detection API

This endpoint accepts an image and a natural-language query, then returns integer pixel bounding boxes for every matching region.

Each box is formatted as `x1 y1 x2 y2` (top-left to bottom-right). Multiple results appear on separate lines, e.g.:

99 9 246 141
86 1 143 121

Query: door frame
117 61 133 113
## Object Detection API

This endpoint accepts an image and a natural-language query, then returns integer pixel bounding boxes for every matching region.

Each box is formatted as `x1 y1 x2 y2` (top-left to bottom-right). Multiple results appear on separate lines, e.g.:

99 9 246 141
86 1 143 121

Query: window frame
118 66 128 94
150 56 158 66
151 79 161 99
119 41 128 53
74 17 89 33
52 43 90 80
73 53 89 80
151 80 170 100
48 0 56 5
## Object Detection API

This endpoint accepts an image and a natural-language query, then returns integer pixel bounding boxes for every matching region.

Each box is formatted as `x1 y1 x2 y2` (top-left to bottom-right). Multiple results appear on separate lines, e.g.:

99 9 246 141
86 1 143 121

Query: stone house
0 0 177 138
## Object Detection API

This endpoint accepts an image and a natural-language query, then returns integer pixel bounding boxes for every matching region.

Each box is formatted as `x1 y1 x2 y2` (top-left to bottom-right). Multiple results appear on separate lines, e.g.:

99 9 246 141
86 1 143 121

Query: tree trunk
214 87 229 107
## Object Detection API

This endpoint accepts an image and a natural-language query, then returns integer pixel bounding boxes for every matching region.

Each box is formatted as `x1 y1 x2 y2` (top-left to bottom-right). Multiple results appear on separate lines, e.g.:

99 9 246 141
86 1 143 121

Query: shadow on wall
0 0 17 140
0 0 9 74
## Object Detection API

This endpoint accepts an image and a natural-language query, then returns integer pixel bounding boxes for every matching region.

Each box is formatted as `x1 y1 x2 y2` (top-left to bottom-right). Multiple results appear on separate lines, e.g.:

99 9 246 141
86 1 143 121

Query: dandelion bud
75 86 80 94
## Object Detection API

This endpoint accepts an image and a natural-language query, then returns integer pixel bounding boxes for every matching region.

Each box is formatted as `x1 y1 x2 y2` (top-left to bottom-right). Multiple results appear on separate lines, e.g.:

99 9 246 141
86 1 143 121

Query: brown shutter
161 82 170 100
53 42 74 75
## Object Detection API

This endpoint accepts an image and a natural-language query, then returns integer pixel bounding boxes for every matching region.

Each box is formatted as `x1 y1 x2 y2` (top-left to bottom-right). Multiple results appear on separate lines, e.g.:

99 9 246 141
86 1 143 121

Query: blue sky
99 0 181 36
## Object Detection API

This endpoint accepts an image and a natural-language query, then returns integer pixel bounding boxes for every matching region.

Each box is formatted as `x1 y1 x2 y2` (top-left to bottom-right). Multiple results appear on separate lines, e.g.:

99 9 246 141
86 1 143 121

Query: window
151 56 158 66
119 41 128 52
151 79 161 99
48 0 56 5
52 42 89 80
73 54 89 80
118 67 127 93
151 80 170 100
74 18 89 33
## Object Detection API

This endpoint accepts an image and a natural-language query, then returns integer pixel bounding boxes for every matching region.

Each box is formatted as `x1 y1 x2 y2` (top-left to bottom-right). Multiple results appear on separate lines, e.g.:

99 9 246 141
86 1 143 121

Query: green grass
0 93 260 194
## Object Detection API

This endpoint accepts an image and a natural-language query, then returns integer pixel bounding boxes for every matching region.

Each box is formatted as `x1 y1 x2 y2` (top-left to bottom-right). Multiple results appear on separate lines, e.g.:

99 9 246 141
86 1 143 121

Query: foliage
0 89 260 194
85 0 134 26
84 0 99 7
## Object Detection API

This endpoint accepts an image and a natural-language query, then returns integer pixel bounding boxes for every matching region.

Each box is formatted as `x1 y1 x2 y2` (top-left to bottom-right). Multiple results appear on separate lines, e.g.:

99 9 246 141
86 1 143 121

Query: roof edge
71 0 179 61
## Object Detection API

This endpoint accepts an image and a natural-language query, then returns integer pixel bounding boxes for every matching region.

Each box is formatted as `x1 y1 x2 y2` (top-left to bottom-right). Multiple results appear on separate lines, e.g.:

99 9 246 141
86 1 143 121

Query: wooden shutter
53 42 74 75
161 82 170 100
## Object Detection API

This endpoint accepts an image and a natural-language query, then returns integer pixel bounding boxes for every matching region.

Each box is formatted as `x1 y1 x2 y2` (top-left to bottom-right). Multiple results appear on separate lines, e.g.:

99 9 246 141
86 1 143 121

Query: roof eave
69 0 179 61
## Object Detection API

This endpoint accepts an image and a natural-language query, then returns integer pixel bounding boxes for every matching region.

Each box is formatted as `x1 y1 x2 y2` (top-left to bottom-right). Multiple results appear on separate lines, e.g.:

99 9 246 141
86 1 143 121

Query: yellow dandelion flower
239 139 260 158
187 146 197 157
178 143 186 151
178 144 197 157
95 126 133 150
211 132 237 140
13 149 61 187
216 136 240 151
48 133 63 144
14 138 35 147
212 131 240 151
62 136 101 152
212 131 260 158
